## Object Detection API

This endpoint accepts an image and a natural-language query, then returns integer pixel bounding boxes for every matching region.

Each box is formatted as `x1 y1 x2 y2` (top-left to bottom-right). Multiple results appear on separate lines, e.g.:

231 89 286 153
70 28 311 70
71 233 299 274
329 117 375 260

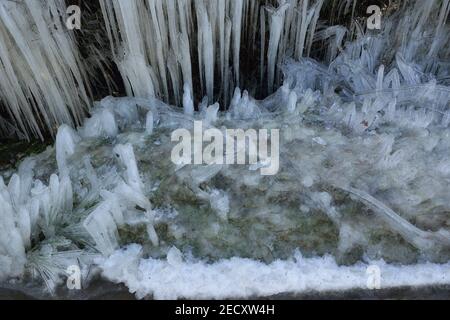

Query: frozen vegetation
0 0 450 298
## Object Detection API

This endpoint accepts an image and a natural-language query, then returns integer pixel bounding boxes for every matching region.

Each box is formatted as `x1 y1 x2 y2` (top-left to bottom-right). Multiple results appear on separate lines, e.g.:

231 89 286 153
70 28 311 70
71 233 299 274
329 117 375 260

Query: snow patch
101 245 450 300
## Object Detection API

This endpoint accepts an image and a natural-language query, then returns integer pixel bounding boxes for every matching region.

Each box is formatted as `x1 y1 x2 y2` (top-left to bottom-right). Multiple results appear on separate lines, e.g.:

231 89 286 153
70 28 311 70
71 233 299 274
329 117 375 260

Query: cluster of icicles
0 95 166 290
0 0 94 140
0 0 334 140
99 0 325 105
1 0 449 140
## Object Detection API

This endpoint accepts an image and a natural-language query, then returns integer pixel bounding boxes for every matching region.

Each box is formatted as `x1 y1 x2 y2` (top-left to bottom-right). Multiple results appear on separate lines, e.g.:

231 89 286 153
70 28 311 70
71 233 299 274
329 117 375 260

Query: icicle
83 156 99 192
150 1 169 99
306 0 324 57
7 159 35 207
177 33 193 93
229 87 242 113
427 0 450 58
197 1 215 102
396 53 421 85
32 173 73 238
199 96 209 114
218 0 226 82
183 84 195 116
100 191 124 226
267 3 289 93
177 0 189 38
376 65 385 93
114 182 151 213
83 202 119 256
56 125 80 177
224 19 233 106
204 103 220 125
260 7 266 87
384 68 401 94
146 111 154 135
295 0 312 60
0 191 27 279
287 91 298 113
113 144 144 193
167 50 181 106
337 186 450 251
166 0 180 53
231 0 244 86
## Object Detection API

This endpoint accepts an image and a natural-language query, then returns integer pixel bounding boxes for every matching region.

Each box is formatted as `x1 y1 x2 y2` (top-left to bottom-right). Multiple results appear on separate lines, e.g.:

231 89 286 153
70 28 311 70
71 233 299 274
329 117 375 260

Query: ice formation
99 0 327 106
100 244 450 300
0 0 450 298
0 0 95 140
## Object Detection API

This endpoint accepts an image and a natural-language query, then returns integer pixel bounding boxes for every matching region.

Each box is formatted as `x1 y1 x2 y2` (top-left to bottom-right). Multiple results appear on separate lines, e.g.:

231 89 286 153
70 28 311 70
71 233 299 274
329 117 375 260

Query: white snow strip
100 245 450 300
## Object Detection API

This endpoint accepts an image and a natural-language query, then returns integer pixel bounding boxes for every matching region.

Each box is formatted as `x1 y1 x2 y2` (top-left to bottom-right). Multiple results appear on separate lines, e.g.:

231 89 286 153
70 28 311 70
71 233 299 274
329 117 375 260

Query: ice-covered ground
1 59 450 296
